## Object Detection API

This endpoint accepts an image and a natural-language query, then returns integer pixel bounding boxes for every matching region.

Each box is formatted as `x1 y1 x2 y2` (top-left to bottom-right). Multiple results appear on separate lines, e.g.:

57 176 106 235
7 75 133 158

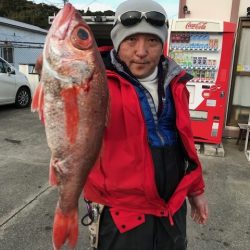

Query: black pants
97 202 187 250
96 145 187 250
151 144 186 202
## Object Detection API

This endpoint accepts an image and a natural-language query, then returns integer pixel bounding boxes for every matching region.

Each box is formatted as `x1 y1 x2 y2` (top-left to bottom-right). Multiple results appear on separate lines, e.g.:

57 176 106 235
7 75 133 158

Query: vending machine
167 20 236 144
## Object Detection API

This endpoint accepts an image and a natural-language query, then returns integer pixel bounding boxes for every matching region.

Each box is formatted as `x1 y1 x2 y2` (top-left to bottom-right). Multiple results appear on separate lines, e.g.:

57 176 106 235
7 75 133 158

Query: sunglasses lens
120 11 141 26
118 11 166 27
146 11 166 26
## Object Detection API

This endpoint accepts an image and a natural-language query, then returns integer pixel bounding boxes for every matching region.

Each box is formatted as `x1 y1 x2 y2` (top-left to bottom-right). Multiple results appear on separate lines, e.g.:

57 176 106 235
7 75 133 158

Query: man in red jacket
83 0 208 249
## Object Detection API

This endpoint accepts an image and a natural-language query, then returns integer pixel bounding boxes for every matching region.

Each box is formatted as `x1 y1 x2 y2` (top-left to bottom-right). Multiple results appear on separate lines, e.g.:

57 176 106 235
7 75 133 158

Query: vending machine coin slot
213 116 220 120
202 85 210 89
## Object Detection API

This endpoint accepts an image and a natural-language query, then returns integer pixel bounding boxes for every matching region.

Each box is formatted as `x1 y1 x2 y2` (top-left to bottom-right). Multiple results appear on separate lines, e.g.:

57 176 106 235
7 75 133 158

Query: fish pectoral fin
31 81 45 123
49 158 59 186
53 206 78 250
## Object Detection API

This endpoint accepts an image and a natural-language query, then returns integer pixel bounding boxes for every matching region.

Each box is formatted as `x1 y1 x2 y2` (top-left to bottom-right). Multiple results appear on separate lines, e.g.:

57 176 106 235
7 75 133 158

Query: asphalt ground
0 106 249 250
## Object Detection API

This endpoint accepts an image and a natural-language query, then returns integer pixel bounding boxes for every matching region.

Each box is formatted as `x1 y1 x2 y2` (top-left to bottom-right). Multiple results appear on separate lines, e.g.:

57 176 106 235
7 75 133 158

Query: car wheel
15 87 31 108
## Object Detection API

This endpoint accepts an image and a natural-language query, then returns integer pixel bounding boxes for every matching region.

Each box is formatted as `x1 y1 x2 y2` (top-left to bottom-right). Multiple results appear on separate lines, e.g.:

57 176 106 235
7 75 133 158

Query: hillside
0 0 114 29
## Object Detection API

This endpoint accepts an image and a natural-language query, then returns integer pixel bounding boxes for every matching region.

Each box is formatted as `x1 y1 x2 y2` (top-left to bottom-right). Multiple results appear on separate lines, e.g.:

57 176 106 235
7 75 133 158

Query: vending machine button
220 91 225 98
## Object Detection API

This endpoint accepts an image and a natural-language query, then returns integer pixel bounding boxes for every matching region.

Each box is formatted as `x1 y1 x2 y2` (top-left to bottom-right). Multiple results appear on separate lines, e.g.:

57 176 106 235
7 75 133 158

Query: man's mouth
133 61 148 65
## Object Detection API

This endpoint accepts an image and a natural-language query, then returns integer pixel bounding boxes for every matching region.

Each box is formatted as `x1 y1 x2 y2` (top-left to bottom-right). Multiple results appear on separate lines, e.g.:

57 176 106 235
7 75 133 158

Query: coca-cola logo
185 22 207 30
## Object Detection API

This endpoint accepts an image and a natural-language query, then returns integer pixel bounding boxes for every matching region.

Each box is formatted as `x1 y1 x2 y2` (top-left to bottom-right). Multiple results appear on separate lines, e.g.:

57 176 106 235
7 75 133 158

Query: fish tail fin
31 82 45 123
49 159 58 186
53 207 78 250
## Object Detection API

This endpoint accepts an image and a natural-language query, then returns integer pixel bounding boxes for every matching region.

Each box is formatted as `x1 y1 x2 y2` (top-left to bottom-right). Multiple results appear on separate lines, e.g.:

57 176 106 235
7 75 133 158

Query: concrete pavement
0 106 249 250
188 139 250 250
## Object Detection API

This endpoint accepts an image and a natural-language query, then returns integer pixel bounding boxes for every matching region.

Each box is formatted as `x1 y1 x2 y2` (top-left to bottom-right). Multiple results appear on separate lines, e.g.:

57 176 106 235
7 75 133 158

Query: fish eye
71 25 92 50
77 28 89 40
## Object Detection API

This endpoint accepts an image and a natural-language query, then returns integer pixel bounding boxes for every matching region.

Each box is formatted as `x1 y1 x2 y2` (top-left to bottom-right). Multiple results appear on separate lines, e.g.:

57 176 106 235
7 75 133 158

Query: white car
0 57 32 108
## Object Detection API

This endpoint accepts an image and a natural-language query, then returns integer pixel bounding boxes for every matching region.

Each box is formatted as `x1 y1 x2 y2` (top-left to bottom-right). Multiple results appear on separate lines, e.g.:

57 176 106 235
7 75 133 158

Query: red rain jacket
84 63 205 233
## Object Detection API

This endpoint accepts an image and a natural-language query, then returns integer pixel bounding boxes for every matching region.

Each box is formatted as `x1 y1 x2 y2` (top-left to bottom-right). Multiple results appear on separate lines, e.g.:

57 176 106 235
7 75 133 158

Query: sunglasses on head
116 11 168 28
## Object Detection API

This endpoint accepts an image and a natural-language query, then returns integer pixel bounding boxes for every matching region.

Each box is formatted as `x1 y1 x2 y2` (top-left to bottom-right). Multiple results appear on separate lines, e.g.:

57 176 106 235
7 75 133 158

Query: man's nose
135 39 148 57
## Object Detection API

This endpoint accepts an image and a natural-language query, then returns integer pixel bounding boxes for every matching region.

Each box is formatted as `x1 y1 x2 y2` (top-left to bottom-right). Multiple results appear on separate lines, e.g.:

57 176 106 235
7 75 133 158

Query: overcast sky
32 0 179 19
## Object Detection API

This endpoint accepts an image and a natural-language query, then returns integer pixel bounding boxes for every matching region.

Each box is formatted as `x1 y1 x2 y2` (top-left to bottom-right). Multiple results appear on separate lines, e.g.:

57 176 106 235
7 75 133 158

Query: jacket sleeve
183 85 205 197
171 75 205 197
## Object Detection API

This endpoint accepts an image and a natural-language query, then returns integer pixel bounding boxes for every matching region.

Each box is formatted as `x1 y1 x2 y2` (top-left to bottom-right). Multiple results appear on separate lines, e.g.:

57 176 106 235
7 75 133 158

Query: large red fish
32 3 109 249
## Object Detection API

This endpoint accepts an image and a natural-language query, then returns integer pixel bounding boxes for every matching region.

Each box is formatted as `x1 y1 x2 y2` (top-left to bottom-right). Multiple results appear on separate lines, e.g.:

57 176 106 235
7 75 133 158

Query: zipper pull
168 210 174 226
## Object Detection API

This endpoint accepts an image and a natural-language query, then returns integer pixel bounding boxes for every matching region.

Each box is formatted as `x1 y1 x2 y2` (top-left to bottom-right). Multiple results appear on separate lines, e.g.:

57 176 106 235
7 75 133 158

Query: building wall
180 0 249 22
238 0 250 17
0 24 46 69
14 47 43 68
0 24 46 43
184 0 233 21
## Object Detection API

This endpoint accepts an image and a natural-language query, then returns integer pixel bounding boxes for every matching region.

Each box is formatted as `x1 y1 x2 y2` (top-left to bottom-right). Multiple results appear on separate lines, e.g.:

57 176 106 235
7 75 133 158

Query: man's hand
188 193 208 225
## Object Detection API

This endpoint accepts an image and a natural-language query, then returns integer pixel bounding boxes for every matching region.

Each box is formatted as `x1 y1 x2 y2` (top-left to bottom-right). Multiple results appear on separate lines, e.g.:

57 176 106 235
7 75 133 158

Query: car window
0 59 8 73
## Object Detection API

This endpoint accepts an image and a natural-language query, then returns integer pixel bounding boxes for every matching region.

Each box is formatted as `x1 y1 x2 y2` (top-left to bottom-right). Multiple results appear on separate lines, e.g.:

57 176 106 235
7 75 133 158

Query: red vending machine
167 20 236 144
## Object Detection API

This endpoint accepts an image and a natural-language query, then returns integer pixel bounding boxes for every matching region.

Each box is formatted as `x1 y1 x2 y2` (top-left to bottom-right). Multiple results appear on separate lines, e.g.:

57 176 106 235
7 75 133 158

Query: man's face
118 33 163 78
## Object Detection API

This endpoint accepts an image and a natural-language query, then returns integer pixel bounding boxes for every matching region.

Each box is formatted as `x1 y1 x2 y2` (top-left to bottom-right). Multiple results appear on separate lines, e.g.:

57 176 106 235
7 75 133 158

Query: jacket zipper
138 84 166 146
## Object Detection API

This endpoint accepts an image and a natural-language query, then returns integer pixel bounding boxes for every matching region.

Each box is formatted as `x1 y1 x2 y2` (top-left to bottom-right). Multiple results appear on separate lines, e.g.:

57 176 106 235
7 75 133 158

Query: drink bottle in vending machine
167 20 236 144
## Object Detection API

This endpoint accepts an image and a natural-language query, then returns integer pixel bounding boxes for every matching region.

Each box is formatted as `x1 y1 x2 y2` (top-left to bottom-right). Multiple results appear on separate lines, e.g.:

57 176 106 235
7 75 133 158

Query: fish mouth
51 3 76 40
